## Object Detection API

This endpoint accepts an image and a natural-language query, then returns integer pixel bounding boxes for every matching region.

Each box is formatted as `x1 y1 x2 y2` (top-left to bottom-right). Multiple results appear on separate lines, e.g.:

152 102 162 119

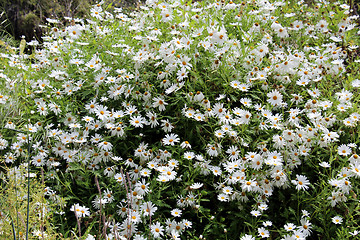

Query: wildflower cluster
1 0 360 239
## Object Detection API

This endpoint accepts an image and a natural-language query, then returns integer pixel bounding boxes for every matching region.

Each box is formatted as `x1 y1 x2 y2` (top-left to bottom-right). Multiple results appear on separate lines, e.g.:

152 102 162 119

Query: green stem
26 133 32 240
297 191 300 221
10 215 17 240
15 173 19 240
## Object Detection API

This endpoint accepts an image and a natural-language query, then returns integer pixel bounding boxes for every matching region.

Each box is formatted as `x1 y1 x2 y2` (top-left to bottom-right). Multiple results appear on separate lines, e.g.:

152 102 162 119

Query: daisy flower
141 201 158 217
350 112 360 122
267 89 283 106
103 166 115 177
33 230 48 238
4 121 16 129
290 94 303 104
352 79 360 88
301 210 310 218
151 222 164 239
291 174 310 191
103 189 114 203
292 230 306 240
98 141 113 151
0 138 9 150
162 133 180 146
95 105 111 120
217 193 229 202
242 179 257 192
240 235 255 240
222 186 233 195
157 174 170 182
194 113 205 121
215 129 225 138
319 162 331 168
212 102 226 117
343 118 356 127
338 144 351 156
82 116 94 123
240 98 252 107
190 182 203 190
226 145 239 161
153 97 168 111
184 151 195 160
299 218 312 236
130 115 146 128
170 230 180 240
70 203 90 218
337 103 349 112
250 210 261 217
85 234 95 240
90 7 104 20
207 144 220 157
170 208 182 217
140 168 151 177
180 141 191 149
263 221 272 227
161 119 174 132
258 203 268 211
178 55 192 70
31 155 45 167
184 109 196 118
230 80 241 89
349 161 360 177
147 111 159 128
258 227 270 238
182 219 192 229
211 166 222 176
66 25 83 39
266 151 283 166
332 216 343 224
284 223 297 231
114 173 125 184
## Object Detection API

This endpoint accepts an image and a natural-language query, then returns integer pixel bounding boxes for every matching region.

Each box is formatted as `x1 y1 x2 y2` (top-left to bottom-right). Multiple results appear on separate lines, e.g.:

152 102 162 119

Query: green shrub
0 163 60 239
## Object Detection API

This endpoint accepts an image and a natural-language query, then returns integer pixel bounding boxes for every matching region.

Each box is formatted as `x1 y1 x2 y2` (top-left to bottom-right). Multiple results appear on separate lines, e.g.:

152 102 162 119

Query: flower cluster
0 0 359 239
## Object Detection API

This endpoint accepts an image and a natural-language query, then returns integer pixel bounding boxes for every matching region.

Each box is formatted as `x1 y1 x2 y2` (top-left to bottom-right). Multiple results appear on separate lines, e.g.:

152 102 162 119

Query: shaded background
0 0 141 42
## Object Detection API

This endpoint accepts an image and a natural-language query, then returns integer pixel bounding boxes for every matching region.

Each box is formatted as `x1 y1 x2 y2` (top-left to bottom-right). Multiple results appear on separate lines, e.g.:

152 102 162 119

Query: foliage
1 0 360 239
0 162 60 239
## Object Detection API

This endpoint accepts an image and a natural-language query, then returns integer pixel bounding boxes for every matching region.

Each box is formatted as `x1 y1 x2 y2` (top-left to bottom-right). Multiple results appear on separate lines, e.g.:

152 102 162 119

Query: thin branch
94 175 104 240
120 168 131 240
9 215 17 240
73 207 82 238
40 168 45 240
25 134 32 240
